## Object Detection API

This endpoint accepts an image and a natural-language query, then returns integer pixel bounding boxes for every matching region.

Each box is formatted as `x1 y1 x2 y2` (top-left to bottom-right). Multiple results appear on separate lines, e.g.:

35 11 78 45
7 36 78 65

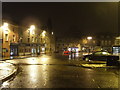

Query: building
1 19 56 57
1 22 19 57
114 36 120 46
112 36 120 56
56 37 81 53
96 33 116 52
18 25 41 56
80 36 96 52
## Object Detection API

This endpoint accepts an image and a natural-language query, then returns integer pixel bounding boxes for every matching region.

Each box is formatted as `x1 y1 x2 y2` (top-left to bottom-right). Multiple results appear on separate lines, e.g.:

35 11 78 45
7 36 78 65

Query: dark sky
2 2 118 38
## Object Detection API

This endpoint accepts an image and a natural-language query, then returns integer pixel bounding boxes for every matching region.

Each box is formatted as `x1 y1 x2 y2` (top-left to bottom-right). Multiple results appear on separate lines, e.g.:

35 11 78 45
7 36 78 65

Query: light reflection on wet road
1 53 119 88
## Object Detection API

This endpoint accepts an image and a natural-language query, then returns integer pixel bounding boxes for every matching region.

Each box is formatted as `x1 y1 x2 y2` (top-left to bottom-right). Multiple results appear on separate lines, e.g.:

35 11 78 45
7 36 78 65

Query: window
13 35 15 42
20 39 22 43
35 37 37 42
32 30 35 35
109 41 111 45
5 34 8 41
28 38 30 43
32 37 34 42
13 28 15 32
105 40 107 45
107 36 110 38
101 36 104 38
101 40 104 45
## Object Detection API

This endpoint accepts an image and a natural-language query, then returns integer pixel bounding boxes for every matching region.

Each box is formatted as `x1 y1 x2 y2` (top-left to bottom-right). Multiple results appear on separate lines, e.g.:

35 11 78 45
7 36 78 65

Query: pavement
81 63 118 68
0 55 33 61
81 60 119 68
0 55 41 84
0 61 17 85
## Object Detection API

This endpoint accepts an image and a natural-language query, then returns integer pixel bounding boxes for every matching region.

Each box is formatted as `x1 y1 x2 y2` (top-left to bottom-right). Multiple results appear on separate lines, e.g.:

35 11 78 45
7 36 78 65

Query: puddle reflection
27 64 48 86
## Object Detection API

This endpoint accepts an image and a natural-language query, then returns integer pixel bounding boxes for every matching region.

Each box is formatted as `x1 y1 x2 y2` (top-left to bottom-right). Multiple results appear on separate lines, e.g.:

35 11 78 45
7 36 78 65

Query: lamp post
28 25 35 55
41 30 46 53
87 36 92 53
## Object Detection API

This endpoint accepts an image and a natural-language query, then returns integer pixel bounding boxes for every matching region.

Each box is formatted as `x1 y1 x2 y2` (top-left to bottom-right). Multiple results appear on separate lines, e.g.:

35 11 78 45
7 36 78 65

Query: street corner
81 63 118 68
0 61 18 83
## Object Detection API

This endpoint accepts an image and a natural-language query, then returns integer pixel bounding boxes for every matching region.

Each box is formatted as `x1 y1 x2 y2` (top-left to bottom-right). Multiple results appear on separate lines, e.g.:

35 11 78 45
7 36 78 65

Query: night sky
2 2 118 38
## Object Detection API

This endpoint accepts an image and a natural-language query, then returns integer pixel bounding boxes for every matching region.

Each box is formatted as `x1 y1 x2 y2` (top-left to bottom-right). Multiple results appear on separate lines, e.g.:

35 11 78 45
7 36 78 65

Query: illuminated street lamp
42 30 46 37
28 25 36 55
87 36 93 53
52 32 53 35
1 22 9 34
87 36 92 40
29 25 35 35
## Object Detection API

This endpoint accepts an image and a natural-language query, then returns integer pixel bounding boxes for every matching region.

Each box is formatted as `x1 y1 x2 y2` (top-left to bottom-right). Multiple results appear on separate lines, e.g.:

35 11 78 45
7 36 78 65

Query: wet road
1 53 119 88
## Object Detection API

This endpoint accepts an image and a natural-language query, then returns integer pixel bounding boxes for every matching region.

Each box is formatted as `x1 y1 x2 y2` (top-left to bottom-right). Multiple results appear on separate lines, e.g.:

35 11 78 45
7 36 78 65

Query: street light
42 30 46 37
28 25 36 55
29 25 35 35
86 36 93 54
1 22 9 34
52 32 53 35
87 36 92 40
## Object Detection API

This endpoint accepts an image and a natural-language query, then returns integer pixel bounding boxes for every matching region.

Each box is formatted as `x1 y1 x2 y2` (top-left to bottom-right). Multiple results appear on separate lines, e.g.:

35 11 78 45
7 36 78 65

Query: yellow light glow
116 36 120 39
28 25 35 35
30 25 35 30
27 57 38 64
52 32 53 35
4 23 8 27
42 31 46 37
41 57 48 62
87 36 92 40
1 22 9 32
42 47 45 51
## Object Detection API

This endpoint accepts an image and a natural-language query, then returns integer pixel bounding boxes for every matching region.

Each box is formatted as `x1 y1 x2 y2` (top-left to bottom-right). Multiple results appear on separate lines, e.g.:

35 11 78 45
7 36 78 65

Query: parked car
83 51 119 62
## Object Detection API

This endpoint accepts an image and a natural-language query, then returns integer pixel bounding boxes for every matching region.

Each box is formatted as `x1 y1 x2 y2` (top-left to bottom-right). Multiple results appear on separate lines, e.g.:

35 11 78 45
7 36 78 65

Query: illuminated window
32 37 34 42
32 30 35 35
35 37 37 42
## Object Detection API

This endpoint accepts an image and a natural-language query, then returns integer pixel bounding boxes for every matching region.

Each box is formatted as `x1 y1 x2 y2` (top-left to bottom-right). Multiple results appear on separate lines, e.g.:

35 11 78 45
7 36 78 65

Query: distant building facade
95 33 116 52
56 37 81 52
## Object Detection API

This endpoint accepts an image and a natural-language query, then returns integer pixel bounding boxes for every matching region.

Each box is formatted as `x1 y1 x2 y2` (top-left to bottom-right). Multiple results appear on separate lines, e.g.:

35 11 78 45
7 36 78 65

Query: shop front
10 43 18 56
